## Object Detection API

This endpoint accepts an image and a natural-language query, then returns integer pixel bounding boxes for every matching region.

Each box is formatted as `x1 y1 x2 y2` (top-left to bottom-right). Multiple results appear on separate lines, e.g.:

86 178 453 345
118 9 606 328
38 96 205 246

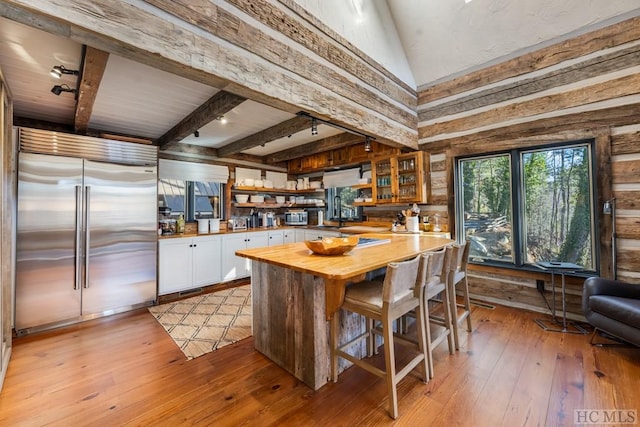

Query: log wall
418 16 640 318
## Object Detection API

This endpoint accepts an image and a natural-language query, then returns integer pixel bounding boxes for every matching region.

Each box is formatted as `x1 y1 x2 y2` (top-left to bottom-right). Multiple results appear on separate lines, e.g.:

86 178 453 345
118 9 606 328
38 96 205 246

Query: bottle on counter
177 214 185 234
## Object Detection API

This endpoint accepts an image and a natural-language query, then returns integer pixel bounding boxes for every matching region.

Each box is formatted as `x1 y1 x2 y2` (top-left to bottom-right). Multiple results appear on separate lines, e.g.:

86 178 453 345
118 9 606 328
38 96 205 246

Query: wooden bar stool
447 241 473 350
330 255 428 419
422 247 455 378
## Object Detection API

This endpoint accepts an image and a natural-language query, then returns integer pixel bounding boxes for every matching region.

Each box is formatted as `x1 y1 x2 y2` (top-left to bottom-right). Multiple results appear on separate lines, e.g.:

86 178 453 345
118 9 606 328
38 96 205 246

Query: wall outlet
536 279 545 293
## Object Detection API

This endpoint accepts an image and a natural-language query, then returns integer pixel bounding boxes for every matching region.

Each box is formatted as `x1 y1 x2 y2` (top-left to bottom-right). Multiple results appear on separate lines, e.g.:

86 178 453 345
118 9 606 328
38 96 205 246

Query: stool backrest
426 247 451 288
382 255 421 303
448 241 470 275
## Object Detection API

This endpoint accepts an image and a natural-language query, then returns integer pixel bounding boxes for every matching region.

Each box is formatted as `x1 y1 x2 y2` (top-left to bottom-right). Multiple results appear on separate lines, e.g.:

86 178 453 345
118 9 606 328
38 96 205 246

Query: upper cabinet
372 151 429 204
288 141 399 173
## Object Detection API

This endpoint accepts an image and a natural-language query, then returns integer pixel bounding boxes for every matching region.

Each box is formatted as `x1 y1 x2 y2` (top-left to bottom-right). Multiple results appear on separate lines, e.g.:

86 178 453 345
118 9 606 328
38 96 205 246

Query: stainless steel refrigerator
15 129 158 334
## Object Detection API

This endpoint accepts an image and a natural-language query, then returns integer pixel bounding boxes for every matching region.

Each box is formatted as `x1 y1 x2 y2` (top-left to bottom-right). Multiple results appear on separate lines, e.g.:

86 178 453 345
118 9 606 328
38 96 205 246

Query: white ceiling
1 2 639 158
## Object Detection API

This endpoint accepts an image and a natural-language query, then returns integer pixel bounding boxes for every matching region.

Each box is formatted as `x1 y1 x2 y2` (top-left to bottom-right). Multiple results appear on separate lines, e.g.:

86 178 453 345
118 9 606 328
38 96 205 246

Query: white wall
292 0 416 88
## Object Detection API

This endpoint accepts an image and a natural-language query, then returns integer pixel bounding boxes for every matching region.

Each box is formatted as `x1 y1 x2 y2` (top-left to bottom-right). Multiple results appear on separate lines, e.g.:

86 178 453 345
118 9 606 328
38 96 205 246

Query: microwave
285 210 308 225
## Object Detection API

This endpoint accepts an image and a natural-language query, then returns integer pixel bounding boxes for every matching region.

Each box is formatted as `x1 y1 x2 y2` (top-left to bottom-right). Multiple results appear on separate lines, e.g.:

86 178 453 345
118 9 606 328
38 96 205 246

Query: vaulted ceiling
0 1 638 167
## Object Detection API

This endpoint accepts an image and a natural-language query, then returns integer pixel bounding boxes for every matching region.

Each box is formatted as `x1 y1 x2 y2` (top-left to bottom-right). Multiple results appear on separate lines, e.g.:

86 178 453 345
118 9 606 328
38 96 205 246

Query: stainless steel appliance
285 210 308 225
229 217 248 231
15 128 158 334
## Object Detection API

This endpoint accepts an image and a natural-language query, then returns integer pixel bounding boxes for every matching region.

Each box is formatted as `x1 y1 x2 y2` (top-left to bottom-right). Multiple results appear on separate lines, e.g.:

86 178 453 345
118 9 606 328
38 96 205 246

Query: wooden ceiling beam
75 46 109 134
216 116 310 158
266 132 364 163
157 91 247 149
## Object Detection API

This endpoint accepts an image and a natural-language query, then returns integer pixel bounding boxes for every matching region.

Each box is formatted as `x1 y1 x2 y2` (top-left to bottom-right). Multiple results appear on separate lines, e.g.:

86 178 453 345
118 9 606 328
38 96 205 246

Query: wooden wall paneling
614 190 640 210
419 72 640 140
419 104 640 151
595 129 613 279
418 43 640 123
612 157 640 183
611 125 640 155
615 243 640 282
417 15 640 103
616 216 640 240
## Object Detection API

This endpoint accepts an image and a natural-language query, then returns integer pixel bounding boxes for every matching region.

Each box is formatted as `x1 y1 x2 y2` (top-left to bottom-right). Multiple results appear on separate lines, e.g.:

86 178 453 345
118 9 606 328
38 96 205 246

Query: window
158 179 224 221
326 186 362 222
456 141 596 272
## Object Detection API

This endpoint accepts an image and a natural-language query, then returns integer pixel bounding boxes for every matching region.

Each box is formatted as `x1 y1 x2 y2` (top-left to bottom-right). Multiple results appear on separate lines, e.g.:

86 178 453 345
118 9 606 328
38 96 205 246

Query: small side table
534 262 589 334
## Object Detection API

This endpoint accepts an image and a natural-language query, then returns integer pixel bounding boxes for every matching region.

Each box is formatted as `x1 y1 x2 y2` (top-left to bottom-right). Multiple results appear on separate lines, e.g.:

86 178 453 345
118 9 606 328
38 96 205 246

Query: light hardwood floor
1 299 638 426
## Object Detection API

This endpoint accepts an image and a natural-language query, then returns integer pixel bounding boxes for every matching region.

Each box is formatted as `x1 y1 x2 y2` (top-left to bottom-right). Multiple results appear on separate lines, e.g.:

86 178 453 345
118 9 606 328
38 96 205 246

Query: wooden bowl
305 236 359 255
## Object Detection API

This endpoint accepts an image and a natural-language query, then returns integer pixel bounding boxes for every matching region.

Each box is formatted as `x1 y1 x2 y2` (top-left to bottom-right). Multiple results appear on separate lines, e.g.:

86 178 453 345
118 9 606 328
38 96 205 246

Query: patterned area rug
148 285 252 360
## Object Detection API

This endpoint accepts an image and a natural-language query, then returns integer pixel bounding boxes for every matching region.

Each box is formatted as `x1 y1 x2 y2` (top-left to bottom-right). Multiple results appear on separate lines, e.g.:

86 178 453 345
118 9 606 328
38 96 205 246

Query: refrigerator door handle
84 185 91 288
75 185 82 290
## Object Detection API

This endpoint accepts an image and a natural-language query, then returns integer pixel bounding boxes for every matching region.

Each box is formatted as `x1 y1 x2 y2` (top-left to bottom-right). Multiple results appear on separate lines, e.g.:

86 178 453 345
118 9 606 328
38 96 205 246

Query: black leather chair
582 277 640 346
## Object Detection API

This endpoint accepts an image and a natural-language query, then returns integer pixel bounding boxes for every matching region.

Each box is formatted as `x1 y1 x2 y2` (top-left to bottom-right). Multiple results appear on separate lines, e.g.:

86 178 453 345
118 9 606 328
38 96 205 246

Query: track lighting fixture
297 111 375 143
50 84 77 96
194 130 200 138
50 65 79 79
364 136 372 152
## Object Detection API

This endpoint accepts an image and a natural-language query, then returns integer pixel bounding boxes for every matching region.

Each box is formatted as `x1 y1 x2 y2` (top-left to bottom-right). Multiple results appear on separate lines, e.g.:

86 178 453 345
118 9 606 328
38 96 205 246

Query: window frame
454 138 600 274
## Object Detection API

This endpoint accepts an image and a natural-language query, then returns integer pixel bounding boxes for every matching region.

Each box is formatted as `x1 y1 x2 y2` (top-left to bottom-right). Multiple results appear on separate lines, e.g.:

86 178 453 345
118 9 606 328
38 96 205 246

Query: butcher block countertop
235 233 453 281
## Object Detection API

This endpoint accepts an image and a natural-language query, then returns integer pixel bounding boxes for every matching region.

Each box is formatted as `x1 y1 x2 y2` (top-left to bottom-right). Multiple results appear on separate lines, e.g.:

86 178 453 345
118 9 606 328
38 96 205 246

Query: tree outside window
457 141 595 271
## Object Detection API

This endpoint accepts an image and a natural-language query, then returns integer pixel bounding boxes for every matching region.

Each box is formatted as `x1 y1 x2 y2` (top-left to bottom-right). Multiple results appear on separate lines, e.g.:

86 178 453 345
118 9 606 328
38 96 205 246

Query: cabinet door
158 238 193 295
246 231 269 249
396 152 424 203
268 230 285 246
373 157 395 203
283 229 295 243
294 229 306 242
192 235 222 287
221 233 250 281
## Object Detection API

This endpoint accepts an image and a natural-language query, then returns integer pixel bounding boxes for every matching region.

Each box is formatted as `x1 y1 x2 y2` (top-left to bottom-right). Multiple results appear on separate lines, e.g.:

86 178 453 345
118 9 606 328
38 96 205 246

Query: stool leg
449 280 461 351
462 276 473 332
383 312 399 419
442 285 455 355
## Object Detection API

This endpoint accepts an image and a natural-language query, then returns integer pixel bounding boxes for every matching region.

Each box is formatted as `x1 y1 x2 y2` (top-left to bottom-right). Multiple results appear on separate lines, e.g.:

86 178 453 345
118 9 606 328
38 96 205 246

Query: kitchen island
235 233 453 389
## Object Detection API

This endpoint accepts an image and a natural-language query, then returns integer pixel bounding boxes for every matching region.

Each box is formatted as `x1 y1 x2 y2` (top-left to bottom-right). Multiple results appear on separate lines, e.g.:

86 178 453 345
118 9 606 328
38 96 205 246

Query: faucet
334 195 343 227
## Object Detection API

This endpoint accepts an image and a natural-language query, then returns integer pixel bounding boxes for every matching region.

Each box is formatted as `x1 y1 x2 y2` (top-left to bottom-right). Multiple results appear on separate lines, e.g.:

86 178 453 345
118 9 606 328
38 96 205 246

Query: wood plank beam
266 132 363 163
217 116 310 158
157 91 246 149
75 46 109 134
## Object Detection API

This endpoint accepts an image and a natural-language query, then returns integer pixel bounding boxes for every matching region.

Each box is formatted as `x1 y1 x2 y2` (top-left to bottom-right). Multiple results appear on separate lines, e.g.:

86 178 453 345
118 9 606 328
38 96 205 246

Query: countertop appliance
15 128 158 334
285 210 308 225
229 217 248 231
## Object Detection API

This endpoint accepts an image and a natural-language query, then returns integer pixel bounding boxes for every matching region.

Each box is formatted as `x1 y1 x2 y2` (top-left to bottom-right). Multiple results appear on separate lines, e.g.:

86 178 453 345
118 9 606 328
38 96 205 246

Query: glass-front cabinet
372 152 428 204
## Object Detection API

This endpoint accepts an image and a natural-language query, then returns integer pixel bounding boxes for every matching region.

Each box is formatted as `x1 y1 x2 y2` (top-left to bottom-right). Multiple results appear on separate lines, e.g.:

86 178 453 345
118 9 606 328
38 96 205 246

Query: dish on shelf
235 194 249 203
250 195 265 203
305 236 359 256
275 196 286 204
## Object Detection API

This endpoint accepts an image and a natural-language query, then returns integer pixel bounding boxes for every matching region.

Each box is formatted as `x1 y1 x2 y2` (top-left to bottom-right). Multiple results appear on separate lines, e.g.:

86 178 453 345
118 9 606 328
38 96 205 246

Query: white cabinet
221 231 269 281
158 234 222 295
283 229 295 243
267 230 284 246
192 235 223 286
294 229 306 242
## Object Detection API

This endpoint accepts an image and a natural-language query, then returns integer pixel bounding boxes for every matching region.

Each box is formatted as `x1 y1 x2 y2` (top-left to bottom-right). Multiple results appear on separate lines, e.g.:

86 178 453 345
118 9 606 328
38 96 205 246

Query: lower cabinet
158 234 222 295
267 230 284 246
304 229 341 241
283 229 295 244
221 231 269 282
